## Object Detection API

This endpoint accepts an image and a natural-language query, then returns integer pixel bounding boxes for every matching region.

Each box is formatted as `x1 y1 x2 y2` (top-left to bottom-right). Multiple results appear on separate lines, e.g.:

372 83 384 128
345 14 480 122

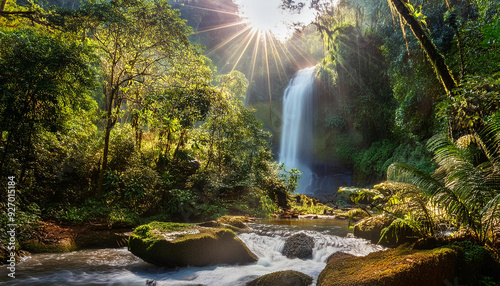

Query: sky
232 0 318 41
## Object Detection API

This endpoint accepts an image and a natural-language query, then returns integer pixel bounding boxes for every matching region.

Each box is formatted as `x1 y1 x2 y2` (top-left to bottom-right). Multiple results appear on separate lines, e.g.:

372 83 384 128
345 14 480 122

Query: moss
217 216 251 232
353 214 395 244
128 222 257 267
248 270 313 286
318 245 459 286
22 239 78 253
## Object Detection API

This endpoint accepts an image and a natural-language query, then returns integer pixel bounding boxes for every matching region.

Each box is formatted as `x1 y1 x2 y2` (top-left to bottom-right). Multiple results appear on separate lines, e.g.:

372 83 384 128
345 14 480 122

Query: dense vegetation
294 0 500 248
1 0 499 255
0 0 302 246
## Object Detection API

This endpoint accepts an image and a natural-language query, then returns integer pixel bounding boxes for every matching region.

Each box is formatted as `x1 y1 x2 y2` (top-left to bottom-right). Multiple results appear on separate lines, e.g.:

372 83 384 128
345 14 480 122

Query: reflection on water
0 220 384 286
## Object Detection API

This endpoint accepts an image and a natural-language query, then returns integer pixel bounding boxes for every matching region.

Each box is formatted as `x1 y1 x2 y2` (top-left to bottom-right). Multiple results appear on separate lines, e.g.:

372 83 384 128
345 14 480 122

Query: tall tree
0 29 97 181
387 0 457 95
77 0 191 182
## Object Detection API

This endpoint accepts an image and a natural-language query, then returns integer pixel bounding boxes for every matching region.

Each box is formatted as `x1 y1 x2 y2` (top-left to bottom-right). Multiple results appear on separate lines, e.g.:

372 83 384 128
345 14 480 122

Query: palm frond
387 162 442 196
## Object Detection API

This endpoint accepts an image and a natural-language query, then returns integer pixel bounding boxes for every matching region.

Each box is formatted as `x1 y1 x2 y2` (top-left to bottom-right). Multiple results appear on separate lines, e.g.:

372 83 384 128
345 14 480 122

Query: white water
279 67 315 194
3 222 384 286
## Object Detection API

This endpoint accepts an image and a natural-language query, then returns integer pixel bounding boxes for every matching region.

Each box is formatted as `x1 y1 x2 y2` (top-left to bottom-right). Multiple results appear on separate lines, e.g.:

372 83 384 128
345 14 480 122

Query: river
0 219 384 285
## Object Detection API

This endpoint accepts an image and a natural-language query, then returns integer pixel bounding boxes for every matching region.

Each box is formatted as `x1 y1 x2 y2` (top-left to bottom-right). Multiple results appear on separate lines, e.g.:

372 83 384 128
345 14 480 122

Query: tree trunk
102 123 112 173
0 0 7 16
389 0 457 94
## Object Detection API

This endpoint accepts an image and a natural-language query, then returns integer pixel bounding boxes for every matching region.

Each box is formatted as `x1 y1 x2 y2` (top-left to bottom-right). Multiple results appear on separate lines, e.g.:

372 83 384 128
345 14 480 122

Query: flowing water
279 67 315 194
279 67 353 199
1 220 384 286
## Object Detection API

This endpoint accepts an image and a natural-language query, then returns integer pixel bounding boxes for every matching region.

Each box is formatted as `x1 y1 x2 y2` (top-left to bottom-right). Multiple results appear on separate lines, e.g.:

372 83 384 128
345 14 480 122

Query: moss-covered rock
353 214 394 244
217 216 251 232
128 221 258 267
317 245 459 286
247 270 313 286
22 237 78 253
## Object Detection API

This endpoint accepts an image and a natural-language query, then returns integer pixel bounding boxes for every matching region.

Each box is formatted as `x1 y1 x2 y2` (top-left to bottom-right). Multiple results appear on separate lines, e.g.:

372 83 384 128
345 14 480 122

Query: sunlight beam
231 29 258 72
248 30 262 98
269 35 288 79
220 28 256 72
288 40 315 67
193 21 246 35
266 32 283 82
277 40 301 69
263 31 273 122
207 26 252 56
180 4 239 16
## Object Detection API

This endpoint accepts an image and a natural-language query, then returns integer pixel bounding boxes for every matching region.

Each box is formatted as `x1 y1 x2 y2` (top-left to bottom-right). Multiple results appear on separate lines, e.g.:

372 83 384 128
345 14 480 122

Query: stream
0 220 384 285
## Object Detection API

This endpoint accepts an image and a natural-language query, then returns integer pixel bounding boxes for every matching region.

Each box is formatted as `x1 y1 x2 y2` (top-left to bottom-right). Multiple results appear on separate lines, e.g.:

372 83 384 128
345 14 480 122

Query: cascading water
279 67 353 198
5 222 384 286
279 67 315 194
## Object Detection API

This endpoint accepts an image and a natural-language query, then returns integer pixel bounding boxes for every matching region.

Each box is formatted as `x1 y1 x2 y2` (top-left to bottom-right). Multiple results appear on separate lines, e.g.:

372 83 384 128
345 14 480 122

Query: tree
0 28 97 182
73 0 192 185
387 0 457 95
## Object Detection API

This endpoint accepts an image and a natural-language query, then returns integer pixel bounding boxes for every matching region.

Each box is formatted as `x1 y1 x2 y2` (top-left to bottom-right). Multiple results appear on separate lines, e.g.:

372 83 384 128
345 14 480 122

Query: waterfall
279 67 315 194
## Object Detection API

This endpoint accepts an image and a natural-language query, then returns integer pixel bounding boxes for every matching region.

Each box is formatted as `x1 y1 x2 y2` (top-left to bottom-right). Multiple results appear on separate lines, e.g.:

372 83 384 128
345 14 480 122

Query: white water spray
279 67 315 194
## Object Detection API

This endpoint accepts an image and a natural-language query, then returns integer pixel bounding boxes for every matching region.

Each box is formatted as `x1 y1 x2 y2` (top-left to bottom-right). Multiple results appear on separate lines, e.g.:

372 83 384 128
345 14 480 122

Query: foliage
436 75 500 136
388 118 500 244
289 193 333 214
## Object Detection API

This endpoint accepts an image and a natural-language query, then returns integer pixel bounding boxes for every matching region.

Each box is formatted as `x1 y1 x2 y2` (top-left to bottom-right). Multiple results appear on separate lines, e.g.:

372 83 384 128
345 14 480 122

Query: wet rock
282 233 314 259
128 221 257 267
247 270 313 286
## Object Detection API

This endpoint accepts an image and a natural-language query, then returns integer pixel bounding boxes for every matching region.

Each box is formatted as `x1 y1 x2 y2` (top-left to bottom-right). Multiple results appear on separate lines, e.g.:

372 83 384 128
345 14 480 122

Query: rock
128 221 258 267
317 245 459 286
325 251 355 263
279 210 300 219
353 214 393 244
282 233 314 259
145 279 156 286
247 270 313 286
217 216 251 232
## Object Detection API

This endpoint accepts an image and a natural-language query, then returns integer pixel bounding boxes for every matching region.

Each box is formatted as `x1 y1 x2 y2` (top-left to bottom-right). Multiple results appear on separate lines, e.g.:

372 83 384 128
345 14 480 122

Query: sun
233 0 315 42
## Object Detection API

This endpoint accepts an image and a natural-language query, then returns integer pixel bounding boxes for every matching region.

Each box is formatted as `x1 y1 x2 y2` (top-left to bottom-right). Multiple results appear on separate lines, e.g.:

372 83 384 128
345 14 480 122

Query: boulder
128 221 258 267
217 216 251 232
247 270 313 286
317 245 459 286
353 214 393 244
282 233 314 259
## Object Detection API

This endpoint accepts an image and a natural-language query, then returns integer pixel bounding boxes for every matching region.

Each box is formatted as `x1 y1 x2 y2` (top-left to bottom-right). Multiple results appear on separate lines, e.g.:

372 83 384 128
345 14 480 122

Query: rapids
1 220 384 286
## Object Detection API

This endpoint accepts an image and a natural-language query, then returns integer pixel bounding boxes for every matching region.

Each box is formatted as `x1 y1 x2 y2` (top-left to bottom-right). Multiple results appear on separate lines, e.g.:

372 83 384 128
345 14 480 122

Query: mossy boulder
353 214 394 244
217 216 251 232
128 221 258 267
247 270 313 286
21 237 78 253
317 245 459 286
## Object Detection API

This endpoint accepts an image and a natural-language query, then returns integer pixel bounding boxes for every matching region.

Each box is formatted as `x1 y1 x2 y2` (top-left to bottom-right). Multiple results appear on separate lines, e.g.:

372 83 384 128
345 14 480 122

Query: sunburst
175 0 321 105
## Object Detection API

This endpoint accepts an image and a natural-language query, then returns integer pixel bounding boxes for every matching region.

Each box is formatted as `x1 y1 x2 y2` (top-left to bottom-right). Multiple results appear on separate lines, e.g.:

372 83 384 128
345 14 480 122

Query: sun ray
248 30 262 98
263 31 273 122
206 25 252 56
231 29 258 72
220 28 256 72
193 21 246 35
288 40 315 67
180 3 239 16
266 33 284 82
269 35 288 79
278 40 301 69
